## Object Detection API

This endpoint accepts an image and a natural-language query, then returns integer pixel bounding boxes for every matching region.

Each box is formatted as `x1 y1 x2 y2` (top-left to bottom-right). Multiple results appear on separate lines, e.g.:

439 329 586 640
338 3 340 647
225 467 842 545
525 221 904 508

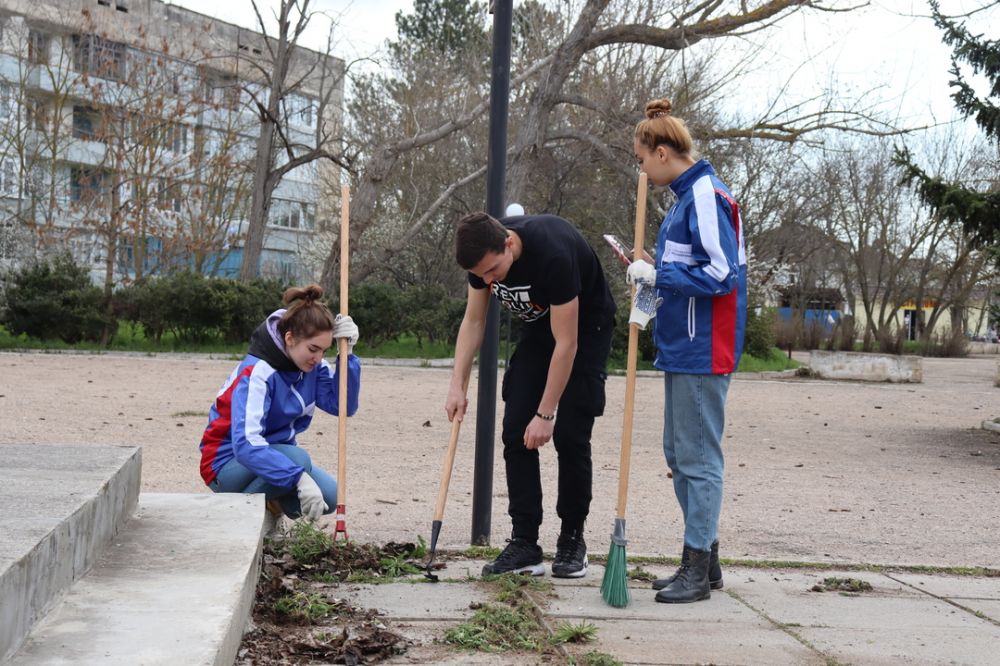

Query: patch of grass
811 577 873 594
274 592 336 623
411 534 428 559
551 621 597 645
444 603 541 652
354 335 454 359
574 651 622 666
286 520 334 565
170 410 207 418
379 551 424 578
463 545 502 560
738 347 800 372
487 573 553 602
627 565 656 582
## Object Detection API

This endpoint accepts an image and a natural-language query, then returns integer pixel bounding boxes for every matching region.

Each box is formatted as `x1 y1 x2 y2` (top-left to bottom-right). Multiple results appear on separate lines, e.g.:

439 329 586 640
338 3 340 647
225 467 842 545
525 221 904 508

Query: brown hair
277 284 336 340
634 98 693 156
455 212 508 270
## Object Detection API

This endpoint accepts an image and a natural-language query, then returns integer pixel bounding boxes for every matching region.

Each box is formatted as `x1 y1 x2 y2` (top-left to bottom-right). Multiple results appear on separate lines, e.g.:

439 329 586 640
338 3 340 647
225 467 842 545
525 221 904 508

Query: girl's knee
275 445 313 471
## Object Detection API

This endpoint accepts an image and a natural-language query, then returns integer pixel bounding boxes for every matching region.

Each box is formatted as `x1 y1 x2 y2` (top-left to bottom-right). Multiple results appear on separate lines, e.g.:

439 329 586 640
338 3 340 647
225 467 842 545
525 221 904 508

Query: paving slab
730 568 1000 666
887 572 1000 600
562 617 825 666
340 579 494 621
0 444 141 663
9 493 265 666
382 619 544 665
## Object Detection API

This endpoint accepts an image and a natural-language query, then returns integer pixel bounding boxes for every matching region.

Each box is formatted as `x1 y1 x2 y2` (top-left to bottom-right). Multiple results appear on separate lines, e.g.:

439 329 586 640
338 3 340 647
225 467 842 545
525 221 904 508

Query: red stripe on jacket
711 192 741 374
199 365 255 484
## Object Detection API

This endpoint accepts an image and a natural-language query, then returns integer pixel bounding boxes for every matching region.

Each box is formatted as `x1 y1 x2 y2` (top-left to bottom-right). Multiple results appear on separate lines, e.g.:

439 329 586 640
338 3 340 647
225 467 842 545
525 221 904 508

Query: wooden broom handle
337 184 350 506
617 172 647 520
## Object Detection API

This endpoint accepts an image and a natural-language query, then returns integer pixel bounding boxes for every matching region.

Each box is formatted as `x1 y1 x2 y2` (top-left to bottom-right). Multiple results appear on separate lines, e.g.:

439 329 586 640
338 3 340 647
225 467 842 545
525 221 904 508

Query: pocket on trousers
563 370 607 417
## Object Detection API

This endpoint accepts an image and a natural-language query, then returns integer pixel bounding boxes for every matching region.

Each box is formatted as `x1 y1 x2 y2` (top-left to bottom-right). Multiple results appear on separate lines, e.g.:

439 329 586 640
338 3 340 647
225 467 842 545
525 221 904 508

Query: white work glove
296 473 328 521
626 260 656 286
333 314 359 354
629 284 662 330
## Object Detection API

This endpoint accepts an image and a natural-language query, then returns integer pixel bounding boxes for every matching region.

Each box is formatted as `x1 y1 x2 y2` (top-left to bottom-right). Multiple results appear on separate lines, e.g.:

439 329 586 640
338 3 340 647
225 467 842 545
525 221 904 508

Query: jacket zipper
687 297 696 341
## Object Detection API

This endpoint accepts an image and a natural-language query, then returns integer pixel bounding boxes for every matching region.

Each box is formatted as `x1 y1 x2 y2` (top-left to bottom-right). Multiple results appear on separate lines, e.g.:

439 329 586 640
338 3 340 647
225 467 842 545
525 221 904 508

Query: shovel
424 416 463 581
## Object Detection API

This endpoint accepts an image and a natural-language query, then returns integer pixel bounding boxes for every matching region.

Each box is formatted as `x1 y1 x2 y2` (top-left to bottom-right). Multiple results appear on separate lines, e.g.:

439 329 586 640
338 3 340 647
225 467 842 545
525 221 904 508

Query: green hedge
1 253 111 343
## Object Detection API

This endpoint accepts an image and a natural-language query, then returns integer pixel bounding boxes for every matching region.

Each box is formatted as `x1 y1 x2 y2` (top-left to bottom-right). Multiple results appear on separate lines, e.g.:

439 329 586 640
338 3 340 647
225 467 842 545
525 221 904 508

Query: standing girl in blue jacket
198 284 361 521
626 98 747 603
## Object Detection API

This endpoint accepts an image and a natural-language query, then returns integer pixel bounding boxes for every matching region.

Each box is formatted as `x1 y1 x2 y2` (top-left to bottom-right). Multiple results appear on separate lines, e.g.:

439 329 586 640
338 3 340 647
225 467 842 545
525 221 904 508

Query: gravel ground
2 351 998 568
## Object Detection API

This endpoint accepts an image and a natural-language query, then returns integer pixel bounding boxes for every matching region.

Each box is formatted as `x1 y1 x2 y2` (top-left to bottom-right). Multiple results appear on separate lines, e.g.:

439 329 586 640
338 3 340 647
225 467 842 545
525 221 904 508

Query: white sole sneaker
551 555 588 579
482 562 546 576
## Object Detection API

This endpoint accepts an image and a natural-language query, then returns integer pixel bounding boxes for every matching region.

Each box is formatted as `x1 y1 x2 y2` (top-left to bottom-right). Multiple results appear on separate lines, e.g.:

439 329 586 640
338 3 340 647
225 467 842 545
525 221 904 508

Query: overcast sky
164 0 995 127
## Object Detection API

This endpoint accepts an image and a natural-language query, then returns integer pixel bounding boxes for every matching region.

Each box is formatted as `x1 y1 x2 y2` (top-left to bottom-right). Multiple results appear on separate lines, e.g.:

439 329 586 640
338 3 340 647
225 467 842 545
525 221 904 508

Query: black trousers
501 314 614 542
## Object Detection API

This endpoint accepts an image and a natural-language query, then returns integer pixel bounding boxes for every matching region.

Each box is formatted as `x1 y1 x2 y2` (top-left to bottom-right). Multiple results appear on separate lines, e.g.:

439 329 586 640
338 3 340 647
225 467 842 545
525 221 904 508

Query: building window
72 34 126 81
115 1 128 12
156 179 182 213
0 159 18 197
70 167 110 203
28 30 50 65
269 199 315 230
0 84 13 122
164 123 188 154
73 105 101 140
26 97 48 132
98 0 111 6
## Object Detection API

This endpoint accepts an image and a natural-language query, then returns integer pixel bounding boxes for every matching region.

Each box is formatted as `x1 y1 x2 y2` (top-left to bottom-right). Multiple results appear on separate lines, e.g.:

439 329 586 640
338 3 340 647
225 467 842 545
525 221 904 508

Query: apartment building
0 0 343 284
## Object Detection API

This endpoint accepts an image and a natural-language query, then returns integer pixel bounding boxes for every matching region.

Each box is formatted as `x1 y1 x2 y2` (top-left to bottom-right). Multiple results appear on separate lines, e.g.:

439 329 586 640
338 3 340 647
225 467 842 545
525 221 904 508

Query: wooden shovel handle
617 172 648 520
432 418 463 522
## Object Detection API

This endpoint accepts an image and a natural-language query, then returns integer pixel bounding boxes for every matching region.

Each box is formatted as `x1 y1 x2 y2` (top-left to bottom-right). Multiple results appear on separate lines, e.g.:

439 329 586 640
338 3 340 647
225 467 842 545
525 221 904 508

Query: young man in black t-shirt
444 211 616 578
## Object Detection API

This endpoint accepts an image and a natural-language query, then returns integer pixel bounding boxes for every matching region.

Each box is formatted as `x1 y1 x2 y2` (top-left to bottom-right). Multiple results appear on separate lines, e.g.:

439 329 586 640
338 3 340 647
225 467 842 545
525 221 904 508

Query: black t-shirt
468 215 616 329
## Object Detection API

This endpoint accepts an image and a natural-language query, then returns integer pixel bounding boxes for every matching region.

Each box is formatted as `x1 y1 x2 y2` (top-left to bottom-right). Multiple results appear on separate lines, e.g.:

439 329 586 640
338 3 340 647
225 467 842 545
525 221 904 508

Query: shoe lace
495 538 532 564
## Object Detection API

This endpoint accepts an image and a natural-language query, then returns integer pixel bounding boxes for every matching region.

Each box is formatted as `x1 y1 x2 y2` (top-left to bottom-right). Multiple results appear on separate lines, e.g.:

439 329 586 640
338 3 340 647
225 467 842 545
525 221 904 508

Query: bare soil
2 351 999 568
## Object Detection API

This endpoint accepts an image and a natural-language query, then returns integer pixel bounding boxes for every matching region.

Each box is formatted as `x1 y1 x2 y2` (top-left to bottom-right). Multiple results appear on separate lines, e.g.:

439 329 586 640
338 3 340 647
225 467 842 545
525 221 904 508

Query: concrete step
8 493 266 666
0 444 141 663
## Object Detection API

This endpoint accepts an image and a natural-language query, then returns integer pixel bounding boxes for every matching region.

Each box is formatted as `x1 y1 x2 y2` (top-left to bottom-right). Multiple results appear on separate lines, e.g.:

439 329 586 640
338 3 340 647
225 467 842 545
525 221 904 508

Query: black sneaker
481 538 545 576
551 529 588 578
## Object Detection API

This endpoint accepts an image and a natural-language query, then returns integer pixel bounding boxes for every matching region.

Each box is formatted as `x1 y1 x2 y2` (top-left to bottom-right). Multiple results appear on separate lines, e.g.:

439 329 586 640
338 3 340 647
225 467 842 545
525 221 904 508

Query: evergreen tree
895 1 1000 249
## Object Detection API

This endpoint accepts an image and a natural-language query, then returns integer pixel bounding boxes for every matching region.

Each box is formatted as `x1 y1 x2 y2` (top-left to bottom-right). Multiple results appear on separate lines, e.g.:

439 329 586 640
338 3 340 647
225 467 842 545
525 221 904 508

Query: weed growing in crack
551 620 598 644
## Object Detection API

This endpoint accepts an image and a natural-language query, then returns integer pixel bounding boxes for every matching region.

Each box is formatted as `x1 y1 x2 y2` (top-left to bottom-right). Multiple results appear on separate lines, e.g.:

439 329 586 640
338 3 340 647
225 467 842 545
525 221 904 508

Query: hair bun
644 98 673 119
282 283 325 306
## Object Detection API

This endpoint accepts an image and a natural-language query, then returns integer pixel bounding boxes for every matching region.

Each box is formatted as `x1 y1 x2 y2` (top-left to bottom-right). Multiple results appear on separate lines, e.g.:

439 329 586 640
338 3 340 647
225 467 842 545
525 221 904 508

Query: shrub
348 282 407 347
744 307 775 359
1 253 110 343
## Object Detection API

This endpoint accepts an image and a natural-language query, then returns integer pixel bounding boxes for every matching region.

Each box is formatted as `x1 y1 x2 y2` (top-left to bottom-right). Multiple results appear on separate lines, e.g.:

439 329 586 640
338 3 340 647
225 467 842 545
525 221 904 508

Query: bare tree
324 0 908 294
235 0 347 281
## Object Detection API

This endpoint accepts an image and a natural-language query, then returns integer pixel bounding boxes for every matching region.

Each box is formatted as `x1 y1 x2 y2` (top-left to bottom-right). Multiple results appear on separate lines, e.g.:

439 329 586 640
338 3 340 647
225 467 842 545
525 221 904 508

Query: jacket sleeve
656 190 739 298
230 364 305 489
315 354 361 416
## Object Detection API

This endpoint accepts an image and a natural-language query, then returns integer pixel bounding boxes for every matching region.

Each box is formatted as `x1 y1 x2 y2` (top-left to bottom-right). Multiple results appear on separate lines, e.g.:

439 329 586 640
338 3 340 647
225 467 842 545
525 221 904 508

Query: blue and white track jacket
648 159 747 374
199 311 361 488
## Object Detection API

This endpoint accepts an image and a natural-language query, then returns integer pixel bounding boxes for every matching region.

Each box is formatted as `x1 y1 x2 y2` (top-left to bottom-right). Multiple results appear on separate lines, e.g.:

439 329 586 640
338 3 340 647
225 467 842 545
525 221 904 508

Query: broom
334 183 350 541
600 172 648 607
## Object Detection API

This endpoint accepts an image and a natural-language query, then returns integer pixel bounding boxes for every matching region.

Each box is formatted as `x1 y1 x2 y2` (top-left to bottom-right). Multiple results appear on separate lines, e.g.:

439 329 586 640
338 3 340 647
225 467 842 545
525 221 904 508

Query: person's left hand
333 314 359 353
626 260 656 286
523 415 554 450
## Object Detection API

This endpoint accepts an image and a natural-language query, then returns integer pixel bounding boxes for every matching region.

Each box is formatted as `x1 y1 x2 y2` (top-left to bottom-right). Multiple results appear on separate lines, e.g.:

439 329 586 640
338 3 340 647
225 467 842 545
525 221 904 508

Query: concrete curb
9 493 265 666
0 444 141 663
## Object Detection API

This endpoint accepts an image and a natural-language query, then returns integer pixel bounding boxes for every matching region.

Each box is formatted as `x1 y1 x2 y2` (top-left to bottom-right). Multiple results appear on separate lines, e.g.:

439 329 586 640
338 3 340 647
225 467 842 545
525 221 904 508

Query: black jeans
500 314 614 542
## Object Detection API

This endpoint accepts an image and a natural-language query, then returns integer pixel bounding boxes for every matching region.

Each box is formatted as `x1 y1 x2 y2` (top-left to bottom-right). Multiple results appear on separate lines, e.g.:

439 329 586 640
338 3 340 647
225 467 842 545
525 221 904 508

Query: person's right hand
445 385 469 422
296 473 328 521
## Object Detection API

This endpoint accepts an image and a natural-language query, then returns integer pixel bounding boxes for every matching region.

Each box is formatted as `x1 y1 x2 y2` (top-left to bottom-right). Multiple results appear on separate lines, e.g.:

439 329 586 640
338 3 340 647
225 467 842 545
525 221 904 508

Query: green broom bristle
600 540 631 608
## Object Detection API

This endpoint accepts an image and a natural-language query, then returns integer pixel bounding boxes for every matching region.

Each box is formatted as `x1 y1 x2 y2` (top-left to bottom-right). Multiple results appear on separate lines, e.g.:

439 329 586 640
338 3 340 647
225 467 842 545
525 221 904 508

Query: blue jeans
208 444 337 519
662 372 731 552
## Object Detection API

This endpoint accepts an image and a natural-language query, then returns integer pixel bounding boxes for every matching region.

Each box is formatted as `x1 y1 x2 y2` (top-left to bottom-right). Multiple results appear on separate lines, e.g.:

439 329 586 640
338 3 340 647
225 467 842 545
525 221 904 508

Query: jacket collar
669 159 715 197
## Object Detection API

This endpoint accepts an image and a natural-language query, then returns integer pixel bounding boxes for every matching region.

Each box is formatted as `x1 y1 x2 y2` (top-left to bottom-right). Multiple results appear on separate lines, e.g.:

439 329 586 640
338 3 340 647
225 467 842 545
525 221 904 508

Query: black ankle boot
652 540 723 591
654 545 711 603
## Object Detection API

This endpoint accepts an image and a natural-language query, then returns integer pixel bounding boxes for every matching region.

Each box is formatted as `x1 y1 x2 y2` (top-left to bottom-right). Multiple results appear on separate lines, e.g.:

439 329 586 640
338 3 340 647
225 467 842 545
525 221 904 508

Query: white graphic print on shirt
491 282 548 322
